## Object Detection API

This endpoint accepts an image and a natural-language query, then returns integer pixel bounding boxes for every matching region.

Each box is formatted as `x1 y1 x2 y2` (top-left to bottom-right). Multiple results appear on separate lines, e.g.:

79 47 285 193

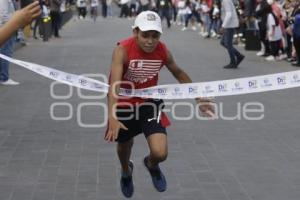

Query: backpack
293 14 300 38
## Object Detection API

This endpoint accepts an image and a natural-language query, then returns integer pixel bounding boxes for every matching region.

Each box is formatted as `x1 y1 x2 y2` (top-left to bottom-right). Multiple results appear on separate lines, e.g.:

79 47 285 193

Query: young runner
105 11 215 198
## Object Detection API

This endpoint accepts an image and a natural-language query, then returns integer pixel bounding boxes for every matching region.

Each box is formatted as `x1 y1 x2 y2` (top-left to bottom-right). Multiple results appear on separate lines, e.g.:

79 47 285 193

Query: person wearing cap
105 10 215 198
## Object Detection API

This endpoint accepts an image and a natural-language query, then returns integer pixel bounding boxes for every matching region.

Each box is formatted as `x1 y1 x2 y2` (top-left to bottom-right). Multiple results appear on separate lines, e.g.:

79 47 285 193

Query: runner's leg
146 133 168 168
117 139 134 173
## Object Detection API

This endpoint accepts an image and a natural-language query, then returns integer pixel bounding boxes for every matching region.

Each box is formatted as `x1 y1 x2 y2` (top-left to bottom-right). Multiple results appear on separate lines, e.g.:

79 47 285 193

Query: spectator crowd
24 0 300 68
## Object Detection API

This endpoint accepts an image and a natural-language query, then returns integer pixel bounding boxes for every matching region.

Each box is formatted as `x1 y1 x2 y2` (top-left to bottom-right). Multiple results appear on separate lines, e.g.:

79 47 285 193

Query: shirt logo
124 59 162 83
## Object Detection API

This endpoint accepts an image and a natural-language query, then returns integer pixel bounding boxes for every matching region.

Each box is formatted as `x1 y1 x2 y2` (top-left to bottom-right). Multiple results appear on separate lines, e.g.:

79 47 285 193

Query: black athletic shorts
116 99 168 143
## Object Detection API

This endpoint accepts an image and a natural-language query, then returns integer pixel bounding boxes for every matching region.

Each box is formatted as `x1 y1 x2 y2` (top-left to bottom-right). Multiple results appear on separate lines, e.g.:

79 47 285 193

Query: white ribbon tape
0 53 109 93
1 53 300 99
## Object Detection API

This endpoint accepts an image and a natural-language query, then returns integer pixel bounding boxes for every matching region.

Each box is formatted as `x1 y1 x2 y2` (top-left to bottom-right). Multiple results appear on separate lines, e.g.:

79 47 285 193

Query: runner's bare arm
165 50 193 84
165 50 215 117
105 45 128 142
0 1 41 45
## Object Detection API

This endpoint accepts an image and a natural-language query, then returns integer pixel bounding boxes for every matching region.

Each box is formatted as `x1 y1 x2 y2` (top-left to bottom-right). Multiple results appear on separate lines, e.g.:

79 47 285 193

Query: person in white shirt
106 0 113 17
90 0 99 21
200 0 210 36
77 0 87 19
119 0 130 18
207 2 221 38
0 1 40 46
181 0 201 31
220 0 245 68
139 0 150 12
0 0 18 85
176 0 186 25
265 4 282 61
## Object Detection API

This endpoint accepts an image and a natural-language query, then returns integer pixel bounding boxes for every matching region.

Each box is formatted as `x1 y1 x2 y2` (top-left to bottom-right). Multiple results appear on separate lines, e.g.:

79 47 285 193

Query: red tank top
110 37 168 105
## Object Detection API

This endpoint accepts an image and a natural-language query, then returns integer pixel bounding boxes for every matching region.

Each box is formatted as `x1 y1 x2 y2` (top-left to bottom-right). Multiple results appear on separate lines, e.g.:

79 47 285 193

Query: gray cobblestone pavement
1 17 300 200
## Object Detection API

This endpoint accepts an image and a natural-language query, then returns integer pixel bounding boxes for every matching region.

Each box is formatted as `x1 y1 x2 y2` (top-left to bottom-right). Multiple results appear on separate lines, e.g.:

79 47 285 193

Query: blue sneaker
120 161 134 198
143 156 167 192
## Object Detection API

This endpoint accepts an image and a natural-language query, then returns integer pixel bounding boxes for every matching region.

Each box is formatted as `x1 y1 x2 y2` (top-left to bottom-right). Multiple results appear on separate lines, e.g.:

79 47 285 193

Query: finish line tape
0 53 110 93
1 53 300 99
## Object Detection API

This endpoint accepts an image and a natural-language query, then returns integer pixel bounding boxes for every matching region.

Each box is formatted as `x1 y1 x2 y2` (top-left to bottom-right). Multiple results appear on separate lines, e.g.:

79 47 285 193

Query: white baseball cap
132 11 163 34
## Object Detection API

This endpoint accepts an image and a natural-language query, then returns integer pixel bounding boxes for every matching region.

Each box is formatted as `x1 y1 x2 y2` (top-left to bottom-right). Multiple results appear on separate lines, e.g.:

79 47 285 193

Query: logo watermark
50 74 265 128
